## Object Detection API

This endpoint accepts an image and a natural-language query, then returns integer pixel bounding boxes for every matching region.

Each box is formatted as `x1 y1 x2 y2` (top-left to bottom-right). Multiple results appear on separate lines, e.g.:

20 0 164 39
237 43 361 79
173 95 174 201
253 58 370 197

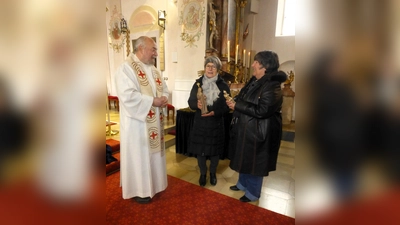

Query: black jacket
187 75 231 156
229 71 287 176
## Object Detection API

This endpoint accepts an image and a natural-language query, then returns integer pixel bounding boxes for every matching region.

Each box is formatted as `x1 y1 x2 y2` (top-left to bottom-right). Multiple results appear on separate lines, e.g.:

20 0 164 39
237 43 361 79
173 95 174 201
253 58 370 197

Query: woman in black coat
187 56 231 187
226 51 287 202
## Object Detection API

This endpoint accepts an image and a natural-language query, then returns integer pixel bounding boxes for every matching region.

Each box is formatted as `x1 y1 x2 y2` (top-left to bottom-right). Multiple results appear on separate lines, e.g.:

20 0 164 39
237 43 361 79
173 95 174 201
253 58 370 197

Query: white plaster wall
250 0 295 63
106 0 123 96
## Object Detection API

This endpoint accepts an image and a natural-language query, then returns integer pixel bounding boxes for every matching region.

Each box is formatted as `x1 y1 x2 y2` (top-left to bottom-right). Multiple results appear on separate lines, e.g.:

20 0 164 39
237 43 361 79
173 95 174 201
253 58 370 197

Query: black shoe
210 173 217 186
199 174 206 186
229 185 240 191
133 196 151 204
239 195 251 202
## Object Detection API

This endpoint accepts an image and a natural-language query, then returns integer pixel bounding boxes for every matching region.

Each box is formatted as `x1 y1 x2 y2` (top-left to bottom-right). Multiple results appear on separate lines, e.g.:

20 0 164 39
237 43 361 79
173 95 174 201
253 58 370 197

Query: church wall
248 0 295 64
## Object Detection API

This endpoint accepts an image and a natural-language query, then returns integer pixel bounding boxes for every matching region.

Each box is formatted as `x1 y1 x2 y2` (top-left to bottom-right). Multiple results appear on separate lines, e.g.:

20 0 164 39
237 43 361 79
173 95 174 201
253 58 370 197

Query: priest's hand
153 96 168 107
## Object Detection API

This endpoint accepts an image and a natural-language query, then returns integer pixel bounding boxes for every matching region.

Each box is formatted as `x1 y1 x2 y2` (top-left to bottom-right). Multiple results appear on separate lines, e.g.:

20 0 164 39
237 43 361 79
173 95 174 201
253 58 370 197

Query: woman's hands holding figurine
198 100 214 117
226 100 235 110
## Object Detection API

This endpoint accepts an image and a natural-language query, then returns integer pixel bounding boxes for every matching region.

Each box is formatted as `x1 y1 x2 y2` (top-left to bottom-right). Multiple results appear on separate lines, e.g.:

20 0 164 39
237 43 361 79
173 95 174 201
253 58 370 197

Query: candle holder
226 60 232 75
247 67 251 82
233 59 243 83
234 65 240 83
242 66 248 83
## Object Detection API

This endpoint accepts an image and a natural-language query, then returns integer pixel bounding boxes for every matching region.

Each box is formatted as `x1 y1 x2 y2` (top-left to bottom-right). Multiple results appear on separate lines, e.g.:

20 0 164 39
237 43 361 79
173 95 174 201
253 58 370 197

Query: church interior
3 0 400 224
106 0 295 219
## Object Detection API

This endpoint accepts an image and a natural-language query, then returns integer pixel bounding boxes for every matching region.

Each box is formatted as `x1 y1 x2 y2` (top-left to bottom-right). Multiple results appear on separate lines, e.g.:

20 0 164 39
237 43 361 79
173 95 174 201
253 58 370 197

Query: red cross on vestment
138 71 145 79
147 110 155 118
150 131 158 140
156 78 162 86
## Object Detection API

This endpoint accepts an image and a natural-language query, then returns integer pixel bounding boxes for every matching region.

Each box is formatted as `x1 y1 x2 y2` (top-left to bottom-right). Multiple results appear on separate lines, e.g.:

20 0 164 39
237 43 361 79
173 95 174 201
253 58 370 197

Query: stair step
280 140 295 148
165 134 176 149
277 154 294 167
279 146 295 158
164 126 175 135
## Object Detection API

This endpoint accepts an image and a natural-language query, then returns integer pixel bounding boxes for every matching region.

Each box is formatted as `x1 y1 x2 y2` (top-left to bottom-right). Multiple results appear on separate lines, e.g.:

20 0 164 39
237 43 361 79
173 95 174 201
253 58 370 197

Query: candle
248 52 251 68
235 45 238 64
227 40 230 62
243 49 246 67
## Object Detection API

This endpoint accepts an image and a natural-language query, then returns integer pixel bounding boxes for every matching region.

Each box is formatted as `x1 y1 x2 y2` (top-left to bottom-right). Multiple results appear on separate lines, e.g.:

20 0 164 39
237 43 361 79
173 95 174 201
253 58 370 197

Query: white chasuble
115 54 169 199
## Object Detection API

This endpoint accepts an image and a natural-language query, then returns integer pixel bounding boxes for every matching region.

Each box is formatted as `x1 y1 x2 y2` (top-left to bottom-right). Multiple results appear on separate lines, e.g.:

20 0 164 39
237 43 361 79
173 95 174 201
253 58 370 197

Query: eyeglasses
206 65 216 69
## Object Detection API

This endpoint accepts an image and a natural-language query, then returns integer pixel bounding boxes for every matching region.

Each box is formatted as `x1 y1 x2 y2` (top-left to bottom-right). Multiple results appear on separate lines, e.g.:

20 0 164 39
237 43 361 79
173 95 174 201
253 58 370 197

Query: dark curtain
176 109 196 157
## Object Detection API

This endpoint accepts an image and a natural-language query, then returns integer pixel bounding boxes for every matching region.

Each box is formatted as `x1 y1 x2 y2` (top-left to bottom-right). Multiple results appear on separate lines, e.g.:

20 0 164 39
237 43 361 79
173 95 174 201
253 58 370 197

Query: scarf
202 75 220 106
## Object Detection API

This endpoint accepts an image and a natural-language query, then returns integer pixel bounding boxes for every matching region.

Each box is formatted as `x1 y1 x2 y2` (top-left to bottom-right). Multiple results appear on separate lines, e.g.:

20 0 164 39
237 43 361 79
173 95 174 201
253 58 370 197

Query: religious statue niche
243 23 249 40
197 83 209 114
282 70 295 125
208 0 220 50
203 0 250 86
108 5 126 53
282 70 295 97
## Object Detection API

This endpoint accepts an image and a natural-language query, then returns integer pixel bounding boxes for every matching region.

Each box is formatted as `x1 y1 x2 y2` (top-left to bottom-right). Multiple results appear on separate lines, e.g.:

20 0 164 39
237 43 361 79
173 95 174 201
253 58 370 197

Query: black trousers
197 155 219 175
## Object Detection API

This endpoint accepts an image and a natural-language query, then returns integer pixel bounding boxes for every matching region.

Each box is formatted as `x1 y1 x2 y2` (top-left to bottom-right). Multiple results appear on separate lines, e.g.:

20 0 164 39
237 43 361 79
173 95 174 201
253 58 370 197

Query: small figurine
197 83 209 114
284 70 295 86
223 90 235 103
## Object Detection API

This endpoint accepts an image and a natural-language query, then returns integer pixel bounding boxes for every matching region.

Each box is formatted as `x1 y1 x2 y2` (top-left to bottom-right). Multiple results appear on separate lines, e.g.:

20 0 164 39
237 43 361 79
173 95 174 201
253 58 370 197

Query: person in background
0 77 29 183
115 36 169 204
187 56 230 186
226 50 287 202
309 51 366 200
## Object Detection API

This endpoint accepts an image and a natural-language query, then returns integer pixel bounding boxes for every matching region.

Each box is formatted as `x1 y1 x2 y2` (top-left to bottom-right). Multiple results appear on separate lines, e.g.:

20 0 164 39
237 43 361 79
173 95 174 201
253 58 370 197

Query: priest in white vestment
115 36 169 203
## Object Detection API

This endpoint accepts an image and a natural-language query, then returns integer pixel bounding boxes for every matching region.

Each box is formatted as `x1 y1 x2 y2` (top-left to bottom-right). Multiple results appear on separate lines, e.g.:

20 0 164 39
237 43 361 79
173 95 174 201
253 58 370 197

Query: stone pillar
282 84 295 125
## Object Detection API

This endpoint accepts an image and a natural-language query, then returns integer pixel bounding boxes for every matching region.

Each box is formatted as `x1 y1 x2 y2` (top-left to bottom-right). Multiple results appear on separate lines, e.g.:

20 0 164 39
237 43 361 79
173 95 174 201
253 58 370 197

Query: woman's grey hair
133 36 153 53
254 50 280 72
203 56 222 71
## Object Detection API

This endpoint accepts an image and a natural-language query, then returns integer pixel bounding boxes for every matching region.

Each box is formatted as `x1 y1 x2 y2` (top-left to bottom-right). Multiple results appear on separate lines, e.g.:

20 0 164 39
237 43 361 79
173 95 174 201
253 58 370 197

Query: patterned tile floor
106 108 295 218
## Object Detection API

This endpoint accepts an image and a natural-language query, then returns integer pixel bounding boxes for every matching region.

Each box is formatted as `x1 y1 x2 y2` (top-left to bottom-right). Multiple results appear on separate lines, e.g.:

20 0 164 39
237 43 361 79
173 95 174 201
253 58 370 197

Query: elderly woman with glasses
187 56 231 187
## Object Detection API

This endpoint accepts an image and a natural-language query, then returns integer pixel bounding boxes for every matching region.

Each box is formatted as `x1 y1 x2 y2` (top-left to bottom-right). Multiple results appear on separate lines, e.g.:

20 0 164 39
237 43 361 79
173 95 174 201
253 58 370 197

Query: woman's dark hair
254 51 280 72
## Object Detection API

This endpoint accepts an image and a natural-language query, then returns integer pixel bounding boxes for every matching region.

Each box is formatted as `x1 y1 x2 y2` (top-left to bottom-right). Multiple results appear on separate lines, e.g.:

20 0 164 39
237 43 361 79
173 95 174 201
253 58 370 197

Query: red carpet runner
106 172 295 225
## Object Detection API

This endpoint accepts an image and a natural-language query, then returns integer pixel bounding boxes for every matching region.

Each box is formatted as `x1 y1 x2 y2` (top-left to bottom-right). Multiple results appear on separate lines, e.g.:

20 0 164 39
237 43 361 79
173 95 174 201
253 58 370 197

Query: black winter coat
187 75 231 157
229 71 287 176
